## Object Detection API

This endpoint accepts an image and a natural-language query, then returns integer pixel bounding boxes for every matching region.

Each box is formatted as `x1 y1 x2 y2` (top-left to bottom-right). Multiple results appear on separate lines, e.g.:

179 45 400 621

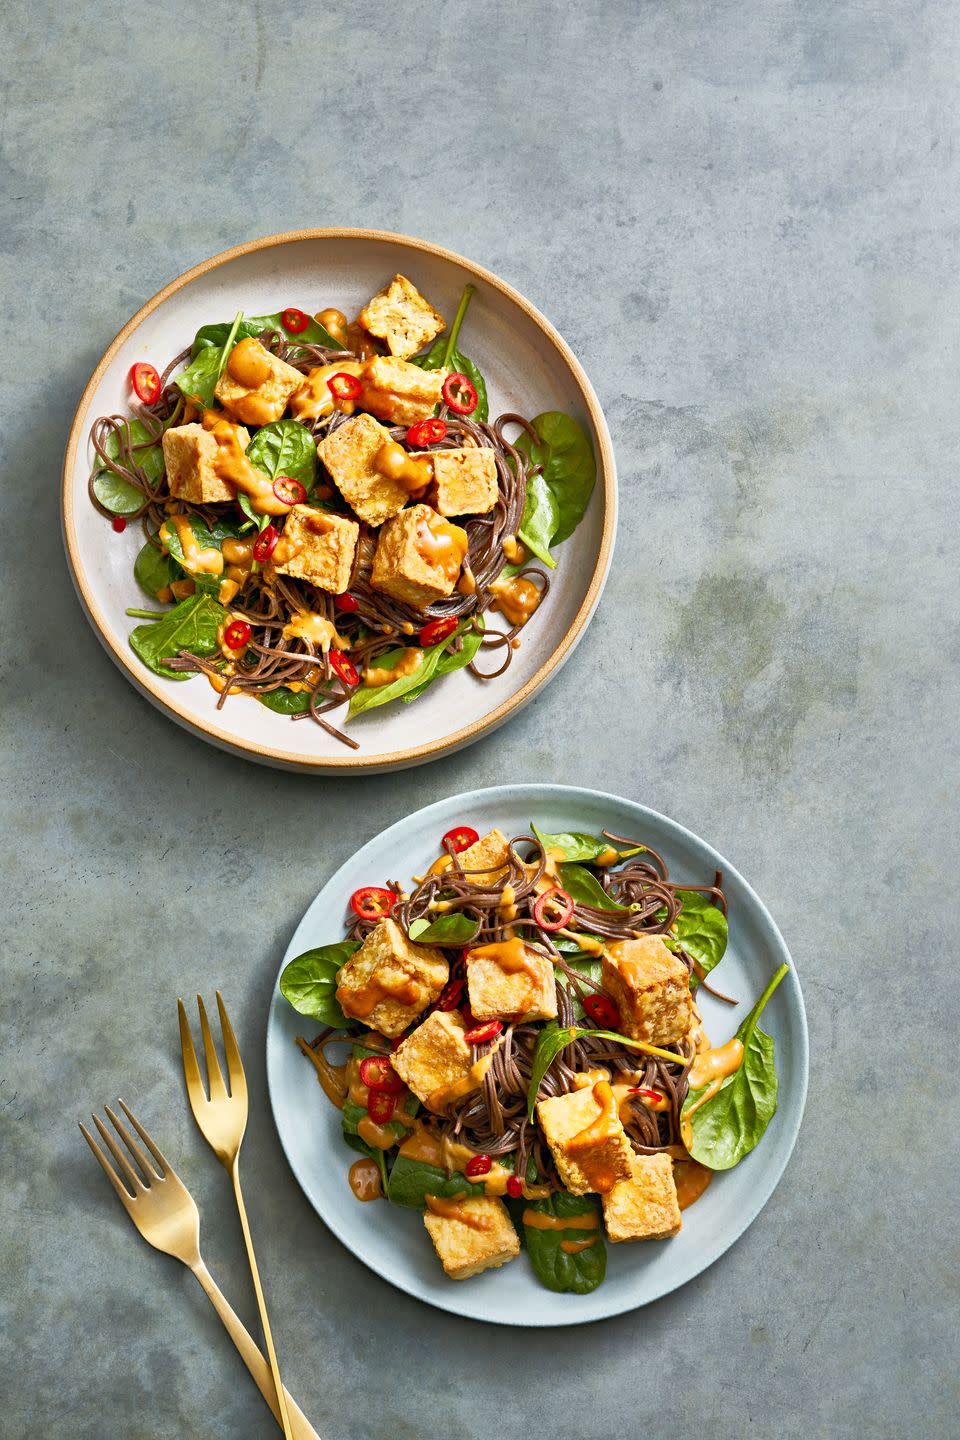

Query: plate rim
265 782 809 1326
61 228 618 773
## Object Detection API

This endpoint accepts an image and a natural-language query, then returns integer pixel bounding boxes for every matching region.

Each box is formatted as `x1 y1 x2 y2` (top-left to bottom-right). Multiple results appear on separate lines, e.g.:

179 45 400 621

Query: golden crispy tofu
316 412 409 527
162 422 249 504
455 829 512 883
334 918 448 1038
391 1009 501 1111
423 1195 520 1279
360 356 447 425
359 274 446 360
271 506 359 594
601 1153 682 1241
214 338 304 426
466 941 558 1023
432 447 499 517
370 503 468 608
601 935 693 1046
536 1077 636 1195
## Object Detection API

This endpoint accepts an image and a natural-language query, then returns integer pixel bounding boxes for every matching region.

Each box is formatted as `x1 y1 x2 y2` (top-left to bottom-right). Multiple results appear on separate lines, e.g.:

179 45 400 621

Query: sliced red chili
506 1175 524 1199
335 592 359 612
420 616 458 648
327 372 363 401
349 886 395 921
437 977 465 1012
252 525 279 563
442 826 479 854
273 475 307 506
583 993 621 1029
465 1154 492 1179
330 649 359 688
223 619 252 651
442 372 478 415
532 887 575 932
630 1087 664 1103
281 307 310 334
463 1020 503 1046
130 362 161 405
358 1056 404 1092
366 1088 397 1124
111 515 127 534
406 417 448 448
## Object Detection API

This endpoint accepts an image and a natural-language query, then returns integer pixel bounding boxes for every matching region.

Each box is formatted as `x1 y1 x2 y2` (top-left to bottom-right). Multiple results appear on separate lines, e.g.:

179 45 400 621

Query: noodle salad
280 822 788 1293
89 278 596 749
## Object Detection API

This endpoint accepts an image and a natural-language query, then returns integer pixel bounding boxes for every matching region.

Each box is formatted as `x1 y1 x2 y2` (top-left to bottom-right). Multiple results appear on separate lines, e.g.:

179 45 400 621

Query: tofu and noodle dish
89 278 597 748
280 821 789 1292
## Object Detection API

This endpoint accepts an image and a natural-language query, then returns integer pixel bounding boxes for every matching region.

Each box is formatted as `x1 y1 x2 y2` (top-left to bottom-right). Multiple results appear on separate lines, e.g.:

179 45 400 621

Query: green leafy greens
681 962 788 1170
133 538 178 600
129 593 227 680
175 310 244 408
523 1192 606 1294
411 284 489 422
527 1021 688 1119
401 619 485 703
407 913 481 945
278 940 361 1028
515 412 596 568
386 1154 487 1209
92 418 166 515
557 862 628 912
347 620 479 719
670 889 728 978
245 419 318 494
531 823 642 866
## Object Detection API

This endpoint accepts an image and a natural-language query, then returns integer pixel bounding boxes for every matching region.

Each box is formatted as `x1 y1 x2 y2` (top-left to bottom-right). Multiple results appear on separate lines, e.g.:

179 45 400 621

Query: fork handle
190 1258 322 1440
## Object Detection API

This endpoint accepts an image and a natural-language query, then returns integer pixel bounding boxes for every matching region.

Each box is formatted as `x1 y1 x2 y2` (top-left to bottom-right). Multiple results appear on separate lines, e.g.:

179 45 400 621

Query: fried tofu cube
334 918 448 1038
271 506 359 594
162 422 250 504
214 339 304 426
601 936 693 1046
466 942 558 1023
601 1153 682 1241
359 274 446 360
536 1077 636 1195
423 1196 519 1279
370 503 468 608
316 412 409 527
360 356 447 425
392 1009 501 1111
432 447 499 517
456 829 511 883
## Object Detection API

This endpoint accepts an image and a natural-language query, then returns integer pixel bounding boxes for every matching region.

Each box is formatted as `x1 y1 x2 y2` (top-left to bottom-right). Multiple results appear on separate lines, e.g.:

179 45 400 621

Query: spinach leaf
562 955 604 1019
527 1022 688 1119
681 963 788 1171
191 311 343 357
671 889 728 977
176 310 244 407
129 592 227 680
407 913 480 945
515 411 596 555
342 1073 418 1148
386 1153 487 1209
554 935 603 956
531 823 643 866
558 863 628 912
245 419 318 493
347 621 474 719
92 418 165 515
515 465 559 569
523 1191 606 1295
160 514 239 595
134 537 178 599
278 940 360 1027
401 619 485 703
410 284 489 422
257 687 315 715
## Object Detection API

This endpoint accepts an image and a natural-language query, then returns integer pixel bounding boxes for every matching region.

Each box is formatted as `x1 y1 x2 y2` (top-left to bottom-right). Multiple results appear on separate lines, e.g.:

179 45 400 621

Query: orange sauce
522 1208 599 1232
680 1038 744 1149
414 511 467 582
673 1156 713 1210
567 1082 620 1193
501 534 526 564
348 1157 383 1201
457 566 477 596
346 320 380 361
336 971 421 1020
560 1238 598 1254
282 611 348 651
295 1036 348 1109
227 336 273 388
424 1194 494 1231
469 938 542 981
363 649 423 687
201 411 291 516
374 440 433 493
489 575 541 628
425 1057 491 1114
316 308 349 346
160 515 223 576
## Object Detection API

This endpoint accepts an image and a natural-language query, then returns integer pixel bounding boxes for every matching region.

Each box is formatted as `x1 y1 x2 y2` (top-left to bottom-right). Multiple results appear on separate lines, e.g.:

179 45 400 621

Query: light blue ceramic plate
266 785 808 1326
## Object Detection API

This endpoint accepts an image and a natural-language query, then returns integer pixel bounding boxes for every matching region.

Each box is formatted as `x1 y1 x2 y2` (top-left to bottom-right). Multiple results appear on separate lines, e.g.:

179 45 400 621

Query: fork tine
105 1103 160 1181
79 1121 137 1207
117 1099 170 1175
216 991 246 1096
178 996 206 1101
92 1113 143 1194
197 994 229 1100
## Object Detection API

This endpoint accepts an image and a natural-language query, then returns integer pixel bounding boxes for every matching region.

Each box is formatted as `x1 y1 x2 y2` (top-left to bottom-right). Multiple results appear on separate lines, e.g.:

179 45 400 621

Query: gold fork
80 1102 320 1438
178 992 294 1440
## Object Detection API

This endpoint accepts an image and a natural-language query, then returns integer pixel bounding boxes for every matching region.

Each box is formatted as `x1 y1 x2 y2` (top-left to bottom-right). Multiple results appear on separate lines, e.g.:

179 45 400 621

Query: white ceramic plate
62 230 616 773
266 785 808 1326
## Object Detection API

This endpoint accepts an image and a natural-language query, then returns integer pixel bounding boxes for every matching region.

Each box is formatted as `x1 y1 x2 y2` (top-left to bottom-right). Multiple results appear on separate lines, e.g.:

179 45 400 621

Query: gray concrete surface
2 1 957 1435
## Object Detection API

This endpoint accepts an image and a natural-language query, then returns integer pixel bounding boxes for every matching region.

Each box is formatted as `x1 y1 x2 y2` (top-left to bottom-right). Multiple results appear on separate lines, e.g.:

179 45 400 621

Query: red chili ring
273 475 307 506
532 887 575 932
349 886 396 921
420 616 458 648
366 1088 397 1124
442 372 478 415
406 418 448 448
281 307 310 334
327 372 362 401
463 1020 503 1046
223 619 252 651
506 1175 524 1199
252 524 279 563
437 977 465 1012
330 649 359 688
335 592 360 612
442 826 479 854
583 993 621 1029
358 1055 404 1092
465 1154 492 1179
130 362 161 405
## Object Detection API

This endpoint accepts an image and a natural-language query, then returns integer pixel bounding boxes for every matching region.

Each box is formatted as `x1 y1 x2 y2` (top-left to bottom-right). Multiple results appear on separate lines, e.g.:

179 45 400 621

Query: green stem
739 962 789 1046
126 607 167 619
440 284 474 368
217 310 245 378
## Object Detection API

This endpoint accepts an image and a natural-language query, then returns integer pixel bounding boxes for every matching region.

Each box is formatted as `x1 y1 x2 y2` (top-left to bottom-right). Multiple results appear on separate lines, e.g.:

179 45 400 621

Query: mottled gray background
2 0 957 1435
